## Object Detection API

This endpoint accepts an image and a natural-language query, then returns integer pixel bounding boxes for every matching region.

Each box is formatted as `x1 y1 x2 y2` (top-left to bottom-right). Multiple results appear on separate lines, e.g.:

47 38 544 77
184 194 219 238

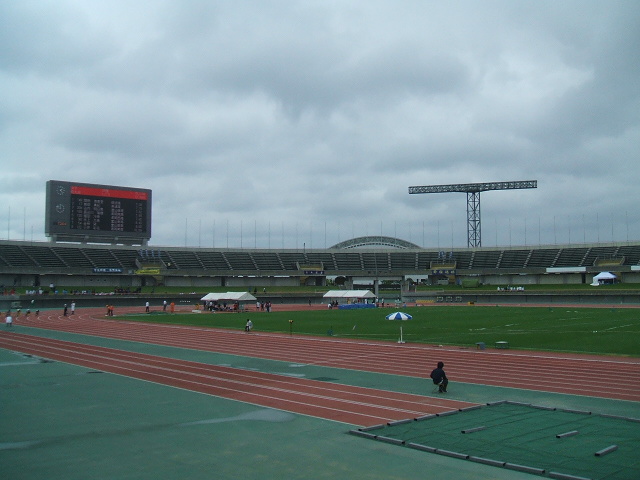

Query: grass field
119 305 640 357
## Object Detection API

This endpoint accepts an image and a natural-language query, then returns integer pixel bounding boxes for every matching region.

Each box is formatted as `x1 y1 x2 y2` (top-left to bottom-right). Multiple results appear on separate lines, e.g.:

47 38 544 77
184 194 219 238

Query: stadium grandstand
1 238 640 292
3 179 630 308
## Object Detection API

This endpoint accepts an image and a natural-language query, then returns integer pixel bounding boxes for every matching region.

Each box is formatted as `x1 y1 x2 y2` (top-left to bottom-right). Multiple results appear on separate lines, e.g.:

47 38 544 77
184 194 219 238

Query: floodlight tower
408 180 538 248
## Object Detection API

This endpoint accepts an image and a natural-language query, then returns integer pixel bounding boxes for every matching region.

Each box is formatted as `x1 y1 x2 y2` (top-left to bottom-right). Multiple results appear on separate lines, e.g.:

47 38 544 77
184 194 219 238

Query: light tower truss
408 180 538 248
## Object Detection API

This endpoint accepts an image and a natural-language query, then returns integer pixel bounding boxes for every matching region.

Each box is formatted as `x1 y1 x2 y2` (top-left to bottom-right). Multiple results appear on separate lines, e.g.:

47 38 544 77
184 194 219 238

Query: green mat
351 402 640 480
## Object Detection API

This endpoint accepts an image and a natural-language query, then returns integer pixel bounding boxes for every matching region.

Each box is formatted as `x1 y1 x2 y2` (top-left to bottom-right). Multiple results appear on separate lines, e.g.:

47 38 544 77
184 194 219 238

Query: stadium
2 181 640 480
2 179 638 309
3 3 640 478
2 237 640 310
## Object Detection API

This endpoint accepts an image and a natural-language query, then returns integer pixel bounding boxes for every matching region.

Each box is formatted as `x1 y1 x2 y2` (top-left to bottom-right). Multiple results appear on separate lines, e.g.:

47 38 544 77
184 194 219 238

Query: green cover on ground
359 402 640 480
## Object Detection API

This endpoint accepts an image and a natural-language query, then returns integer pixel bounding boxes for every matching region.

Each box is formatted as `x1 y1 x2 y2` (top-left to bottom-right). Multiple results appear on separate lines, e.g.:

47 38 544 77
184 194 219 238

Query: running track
0 332 474 426
2 308 639 425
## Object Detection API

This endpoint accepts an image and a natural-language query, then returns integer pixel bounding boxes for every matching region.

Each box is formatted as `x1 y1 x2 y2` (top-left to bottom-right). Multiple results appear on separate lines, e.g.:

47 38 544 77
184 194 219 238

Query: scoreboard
45 180 152 244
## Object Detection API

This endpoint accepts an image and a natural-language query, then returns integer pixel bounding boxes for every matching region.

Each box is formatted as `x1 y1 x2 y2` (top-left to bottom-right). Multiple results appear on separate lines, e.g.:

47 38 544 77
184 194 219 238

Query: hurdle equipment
595 444 618 457
461 426 486 434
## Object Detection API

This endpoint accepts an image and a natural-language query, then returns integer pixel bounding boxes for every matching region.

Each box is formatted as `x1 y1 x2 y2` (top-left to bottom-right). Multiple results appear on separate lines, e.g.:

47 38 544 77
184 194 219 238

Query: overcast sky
1 1 639 249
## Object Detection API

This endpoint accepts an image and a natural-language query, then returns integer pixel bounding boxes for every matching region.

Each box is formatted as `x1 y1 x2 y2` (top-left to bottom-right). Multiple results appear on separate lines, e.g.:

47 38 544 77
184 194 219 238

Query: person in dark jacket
430 361 448 393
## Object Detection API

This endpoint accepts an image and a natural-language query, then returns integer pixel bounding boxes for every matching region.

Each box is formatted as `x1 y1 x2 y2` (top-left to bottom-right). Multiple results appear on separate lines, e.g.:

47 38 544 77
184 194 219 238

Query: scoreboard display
45 180 152 244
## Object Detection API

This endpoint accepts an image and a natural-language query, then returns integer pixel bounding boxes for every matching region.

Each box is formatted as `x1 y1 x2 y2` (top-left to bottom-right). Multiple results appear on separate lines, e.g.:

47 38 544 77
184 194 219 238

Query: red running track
5 308 640 404
0 332 474 426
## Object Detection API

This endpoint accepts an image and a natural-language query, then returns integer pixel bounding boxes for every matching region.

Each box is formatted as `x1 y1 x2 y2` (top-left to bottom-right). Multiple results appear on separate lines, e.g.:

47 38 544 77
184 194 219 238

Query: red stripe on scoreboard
71 186 148 200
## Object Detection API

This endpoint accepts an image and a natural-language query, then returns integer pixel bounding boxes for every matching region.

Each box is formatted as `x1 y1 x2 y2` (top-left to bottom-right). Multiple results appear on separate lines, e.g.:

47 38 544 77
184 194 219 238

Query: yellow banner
135 269 161 275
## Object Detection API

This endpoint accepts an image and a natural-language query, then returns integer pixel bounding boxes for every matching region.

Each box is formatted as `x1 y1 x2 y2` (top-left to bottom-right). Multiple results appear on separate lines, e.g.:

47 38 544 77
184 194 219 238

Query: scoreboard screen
45 180 152 243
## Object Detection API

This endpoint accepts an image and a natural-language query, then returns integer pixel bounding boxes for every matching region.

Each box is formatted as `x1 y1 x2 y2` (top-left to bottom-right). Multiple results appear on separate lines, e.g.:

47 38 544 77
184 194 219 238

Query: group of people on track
5 308 41 327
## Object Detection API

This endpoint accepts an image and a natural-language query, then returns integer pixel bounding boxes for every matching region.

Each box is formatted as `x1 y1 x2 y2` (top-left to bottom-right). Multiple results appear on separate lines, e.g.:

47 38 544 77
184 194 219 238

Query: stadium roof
331 236 420 249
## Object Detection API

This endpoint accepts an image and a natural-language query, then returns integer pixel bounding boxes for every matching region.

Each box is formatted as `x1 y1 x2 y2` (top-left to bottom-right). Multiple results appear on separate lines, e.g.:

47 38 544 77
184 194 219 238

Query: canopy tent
591 271 617 286
323 290 375 299
201 291 257 302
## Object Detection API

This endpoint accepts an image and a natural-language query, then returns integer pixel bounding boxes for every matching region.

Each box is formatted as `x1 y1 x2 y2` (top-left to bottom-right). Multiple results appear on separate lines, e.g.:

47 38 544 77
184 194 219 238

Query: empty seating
554 248 589 267
223 251 256 270
250 252 283 271
21 245 66 268
163 250 204 269
306 252 336 271
616 245 640 265
82 248 122 268
51 247 93 268
197 251 231 270
527 248 560 268
470 250 502 269
390 252 419 270
0 244 39 267
333 252 363 270
2 240 640 278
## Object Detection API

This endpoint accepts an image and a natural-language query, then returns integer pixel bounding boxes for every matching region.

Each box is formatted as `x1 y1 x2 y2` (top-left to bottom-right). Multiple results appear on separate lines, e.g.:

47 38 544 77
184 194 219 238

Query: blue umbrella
385 311 412 342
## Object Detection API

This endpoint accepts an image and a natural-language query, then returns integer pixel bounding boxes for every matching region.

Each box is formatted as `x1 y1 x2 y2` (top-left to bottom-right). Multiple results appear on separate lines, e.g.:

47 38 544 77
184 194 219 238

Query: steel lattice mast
408 180 538 248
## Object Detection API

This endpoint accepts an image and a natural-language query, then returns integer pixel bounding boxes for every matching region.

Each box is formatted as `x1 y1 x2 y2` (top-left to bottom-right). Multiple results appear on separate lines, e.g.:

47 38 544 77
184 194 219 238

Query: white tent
591 271 617 286
323 290 375 300
201 291 257 302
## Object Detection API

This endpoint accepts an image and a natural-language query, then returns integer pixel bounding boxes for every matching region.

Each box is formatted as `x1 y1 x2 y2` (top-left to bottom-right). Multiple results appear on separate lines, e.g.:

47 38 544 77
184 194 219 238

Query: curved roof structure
330 236 420 249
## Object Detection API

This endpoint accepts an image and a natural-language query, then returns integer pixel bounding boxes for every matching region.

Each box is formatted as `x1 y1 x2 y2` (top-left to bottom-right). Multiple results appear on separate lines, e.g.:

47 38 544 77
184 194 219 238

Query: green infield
117 305 640 357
